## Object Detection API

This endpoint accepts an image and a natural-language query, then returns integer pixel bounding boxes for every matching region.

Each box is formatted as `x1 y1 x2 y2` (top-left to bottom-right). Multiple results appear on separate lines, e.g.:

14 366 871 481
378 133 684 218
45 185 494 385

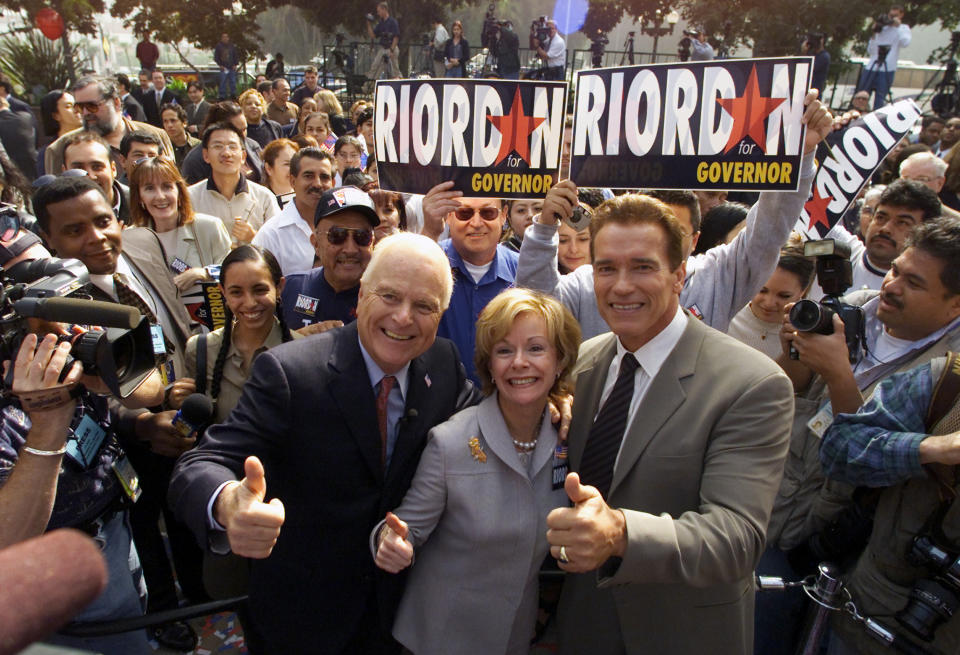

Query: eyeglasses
208 142 243 153
323 226 374 246
453 206 500 221
74 99 108 113
904 175 938 184
133 155 168 167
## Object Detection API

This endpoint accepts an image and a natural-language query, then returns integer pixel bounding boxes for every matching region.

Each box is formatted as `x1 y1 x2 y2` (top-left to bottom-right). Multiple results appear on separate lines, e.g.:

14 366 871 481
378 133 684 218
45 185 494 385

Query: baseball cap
314 185 380 227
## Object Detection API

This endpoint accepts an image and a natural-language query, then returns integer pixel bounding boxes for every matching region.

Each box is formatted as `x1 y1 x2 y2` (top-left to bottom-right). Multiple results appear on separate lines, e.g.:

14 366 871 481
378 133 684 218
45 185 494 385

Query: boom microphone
0 528 108 655
13 297 142 329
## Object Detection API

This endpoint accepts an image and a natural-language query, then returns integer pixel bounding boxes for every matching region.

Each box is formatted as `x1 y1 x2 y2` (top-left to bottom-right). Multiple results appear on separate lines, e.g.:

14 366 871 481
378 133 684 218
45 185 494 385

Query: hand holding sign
546 472 627 573
540 179 578 226
801 90 834 155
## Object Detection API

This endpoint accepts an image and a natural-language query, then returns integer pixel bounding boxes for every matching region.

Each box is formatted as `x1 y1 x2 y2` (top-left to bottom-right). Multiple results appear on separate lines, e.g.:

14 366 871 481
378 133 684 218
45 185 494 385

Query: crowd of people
1 4 960 655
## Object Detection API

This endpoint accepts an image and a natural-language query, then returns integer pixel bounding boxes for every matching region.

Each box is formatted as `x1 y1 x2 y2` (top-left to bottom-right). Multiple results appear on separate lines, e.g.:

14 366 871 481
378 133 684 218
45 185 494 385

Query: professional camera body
788 239 865 363
530 16 550 48
481 2 500 49
589 31 609 67
0 256 155 398
897 535 960 642
874 13 895 33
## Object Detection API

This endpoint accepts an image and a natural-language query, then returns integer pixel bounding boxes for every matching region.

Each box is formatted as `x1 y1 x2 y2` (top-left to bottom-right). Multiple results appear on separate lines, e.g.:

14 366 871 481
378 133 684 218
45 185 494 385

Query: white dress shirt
251 199 316 275
595 306 688 466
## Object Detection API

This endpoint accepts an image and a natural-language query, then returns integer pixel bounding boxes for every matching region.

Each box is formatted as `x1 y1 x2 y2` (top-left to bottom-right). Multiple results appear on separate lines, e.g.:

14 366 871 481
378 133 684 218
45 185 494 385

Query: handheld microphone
13 297 142 329
0 528 108 655
171 393 214 438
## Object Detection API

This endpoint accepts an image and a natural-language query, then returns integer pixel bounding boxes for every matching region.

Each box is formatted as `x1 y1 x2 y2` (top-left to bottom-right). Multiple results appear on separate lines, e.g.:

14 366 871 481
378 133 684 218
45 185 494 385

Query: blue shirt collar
441 240 513 285
358 336 410 399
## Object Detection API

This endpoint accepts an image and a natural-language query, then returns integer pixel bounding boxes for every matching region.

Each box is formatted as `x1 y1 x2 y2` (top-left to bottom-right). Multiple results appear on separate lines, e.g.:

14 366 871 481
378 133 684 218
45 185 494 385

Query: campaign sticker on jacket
374 79 568 198
569 57 812 191
295 294 319 318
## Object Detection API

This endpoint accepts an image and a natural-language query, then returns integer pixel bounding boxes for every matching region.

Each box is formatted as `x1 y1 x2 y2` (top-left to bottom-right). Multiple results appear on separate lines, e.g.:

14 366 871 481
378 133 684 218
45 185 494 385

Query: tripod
856 45 894 109
620 32 635 65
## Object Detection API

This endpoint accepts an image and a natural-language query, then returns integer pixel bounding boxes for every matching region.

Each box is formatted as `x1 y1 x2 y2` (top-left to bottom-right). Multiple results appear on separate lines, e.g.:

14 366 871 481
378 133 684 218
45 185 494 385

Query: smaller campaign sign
796 99 921 239
197 281 227 331
375 78 568 198
570 57 811 191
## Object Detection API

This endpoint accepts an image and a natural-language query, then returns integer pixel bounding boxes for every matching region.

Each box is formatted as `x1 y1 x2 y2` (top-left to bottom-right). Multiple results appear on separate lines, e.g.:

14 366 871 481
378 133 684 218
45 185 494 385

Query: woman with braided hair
168 244 299 424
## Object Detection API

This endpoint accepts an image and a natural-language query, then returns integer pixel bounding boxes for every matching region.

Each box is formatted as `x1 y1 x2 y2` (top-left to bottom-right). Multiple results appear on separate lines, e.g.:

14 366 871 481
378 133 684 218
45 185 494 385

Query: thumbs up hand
214 456 286 559
545 472 627 572
375 511 414 573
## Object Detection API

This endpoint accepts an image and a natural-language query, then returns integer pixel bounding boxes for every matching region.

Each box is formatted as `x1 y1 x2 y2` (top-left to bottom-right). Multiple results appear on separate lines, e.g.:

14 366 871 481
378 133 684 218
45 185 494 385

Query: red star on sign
716 65 786 154
804 187 833 232
486 88 545 166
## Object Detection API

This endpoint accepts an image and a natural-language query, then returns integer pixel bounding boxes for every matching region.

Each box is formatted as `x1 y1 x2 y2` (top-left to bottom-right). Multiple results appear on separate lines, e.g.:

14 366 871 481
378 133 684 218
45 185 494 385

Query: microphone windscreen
13 297 142 330
0 528 108 655
180 393 214 426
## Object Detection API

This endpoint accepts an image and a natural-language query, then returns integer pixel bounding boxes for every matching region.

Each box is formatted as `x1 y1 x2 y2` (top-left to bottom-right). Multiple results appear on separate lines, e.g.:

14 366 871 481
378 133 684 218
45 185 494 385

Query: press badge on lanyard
552 443 569 490
65 414 107 468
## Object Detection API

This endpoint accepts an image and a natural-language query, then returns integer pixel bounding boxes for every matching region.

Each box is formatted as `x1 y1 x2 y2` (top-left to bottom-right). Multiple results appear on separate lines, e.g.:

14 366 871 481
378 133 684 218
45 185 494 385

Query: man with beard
808 178 942 299
279 185 377 335
44 76 172 176
253 148 336 276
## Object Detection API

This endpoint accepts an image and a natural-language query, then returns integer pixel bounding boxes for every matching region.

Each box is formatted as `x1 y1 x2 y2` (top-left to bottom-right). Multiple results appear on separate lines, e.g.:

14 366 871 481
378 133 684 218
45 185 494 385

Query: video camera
0 213 155 399
873 13 895 33
589 30 609 67
530 16 550 46
788 239 865 363
481 2 500 49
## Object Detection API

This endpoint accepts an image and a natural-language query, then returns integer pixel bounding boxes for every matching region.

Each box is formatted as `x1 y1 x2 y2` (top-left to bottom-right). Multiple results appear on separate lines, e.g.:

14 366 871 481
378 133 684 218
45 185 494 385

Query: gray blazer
382 394 567 655
557 315 794 655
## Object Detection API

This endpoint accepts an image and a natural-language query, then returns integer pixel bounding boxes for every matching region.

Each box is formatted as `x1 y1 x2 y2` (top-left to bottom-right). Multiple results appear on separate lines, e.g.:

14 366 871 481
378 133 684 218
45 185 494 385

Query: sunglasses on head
324 226 374 246
453 206 500 221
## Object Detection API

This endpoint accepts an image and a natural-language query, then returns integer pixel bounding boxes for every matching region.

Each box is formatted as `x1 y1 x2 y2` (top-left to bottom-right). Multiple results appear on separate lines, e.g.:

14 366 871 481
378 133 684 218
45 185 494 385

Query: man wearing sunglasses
44 76 172 177
281 186 379 335
426 194 518 384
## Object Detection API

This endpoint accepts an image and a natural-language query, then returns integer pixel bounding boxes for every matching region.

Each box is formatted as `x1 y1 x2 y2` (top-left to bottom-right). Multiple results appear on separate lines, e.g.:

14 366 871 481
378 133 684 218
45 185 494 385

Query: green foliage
0 27 77 102
111 0 272 61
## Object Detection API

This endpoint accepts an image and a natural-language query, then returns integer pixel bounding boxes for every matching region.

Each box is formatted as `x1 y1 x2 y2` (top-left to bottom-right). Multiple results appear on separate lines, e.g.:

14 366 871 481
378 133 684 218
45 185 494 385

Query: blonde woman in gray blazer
374 288 581 655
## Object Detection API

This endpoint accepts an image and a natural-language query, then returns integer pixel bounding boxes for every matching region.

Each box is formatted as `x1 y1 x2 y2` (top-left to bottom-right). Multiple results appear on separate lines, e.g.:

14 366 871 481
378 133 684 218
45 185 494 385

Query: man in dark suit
142 70 178 128
0 95 37 180
170 230 480 653
542 192 794 654
34 174 203 651
116 73 148 122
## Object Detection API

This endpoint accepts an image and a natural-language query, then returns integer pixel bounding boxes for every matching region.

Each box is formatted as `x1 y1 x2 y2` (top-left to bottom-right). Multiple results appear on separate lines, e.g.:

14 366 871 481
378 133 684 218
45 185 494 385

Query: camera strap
194 332 207 396
924 351 960 502
0 231 40 268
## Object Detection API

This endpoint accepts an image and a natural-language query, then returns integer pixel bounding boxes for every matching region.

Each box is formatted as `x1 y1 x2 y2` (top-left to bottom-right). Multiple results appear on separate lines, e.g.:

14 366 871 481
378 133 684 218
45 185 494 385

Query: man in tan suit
542 191 795 654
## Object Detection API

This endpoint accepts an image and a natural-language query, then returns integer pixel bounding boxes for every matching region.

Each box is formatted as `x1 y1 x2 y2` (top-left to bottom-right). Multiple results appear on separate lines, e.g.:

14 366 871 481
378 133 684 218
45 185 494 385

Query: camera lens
897 579 960 642
789 300 835 334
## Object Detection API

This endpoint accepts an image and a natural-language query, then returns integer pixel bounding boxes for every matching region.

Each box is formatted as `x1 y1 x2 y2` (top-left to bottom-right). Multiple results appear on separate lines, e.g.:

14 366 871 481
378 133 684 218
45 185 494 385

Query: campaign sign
375 79 568 198
797 99 921 239
570 57 812 191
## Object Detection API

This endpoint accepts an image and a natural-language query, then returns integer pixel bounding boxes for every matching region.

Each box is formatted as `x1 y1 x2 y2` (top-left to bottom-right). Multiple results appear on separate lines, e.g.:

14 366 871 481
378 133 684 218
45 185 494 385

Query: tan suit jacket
557 314 794 655
44 116 173 176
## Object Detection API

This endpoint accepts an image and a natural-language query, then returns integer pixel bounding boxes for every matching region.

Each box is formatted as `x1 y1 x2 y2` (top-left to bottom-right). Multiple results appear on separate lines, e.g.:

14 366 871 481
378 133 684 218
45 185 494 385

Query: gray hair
900 152 948 178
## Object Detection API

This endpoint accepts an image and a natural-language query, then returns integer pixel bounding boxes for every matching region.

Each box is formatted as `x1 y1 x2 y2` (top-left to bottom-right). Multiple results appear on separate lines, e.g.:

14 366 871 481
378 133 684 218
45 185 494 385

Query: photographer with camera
756 217 960 654
858 5 911 110
494 20 521 80
819 228 960 652
802 33 831 95
366 1 401 81
0 225 169 653
685 29 714 62
533 19 566 81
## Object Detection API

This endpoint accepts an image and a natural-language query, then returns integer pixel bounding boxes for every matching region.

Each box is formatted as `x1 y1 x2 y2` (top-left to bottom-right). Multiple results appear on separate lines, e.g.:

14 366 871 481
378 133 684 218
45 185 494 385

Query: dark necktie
578 354 640 499
113 273 157 324
376 375 397 468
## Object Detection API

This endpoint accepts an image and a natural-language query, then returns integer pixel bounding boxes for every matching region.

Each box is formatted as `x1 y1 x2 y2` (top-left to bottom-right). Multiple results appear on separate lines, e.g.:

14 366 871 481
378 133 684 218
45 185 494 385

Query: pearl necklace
512 437 538 451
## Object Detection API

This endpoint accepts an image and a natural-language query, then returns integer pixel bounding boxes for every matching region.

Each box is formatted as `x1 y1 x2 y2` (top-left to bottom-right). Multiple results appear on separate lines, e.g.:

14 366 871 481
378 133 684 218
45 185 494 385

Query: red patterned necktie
377 375 397 468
